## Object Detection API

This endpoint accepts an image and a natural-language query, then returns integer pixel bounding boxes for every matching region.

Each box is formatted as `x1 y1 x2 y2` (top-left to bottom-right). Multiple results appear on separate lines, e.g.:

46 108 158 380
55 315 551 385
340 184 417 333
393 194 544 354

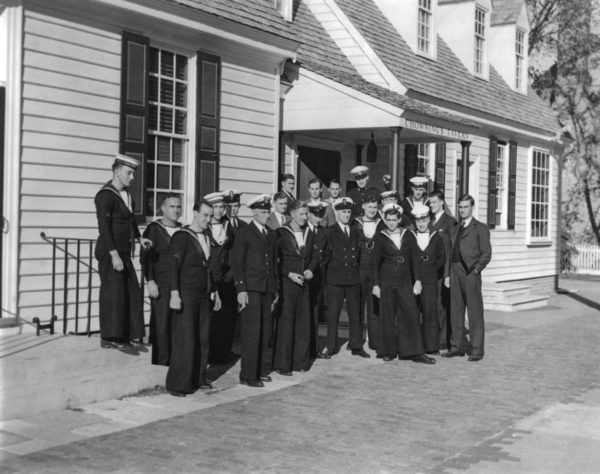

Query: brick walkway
1 287 600 473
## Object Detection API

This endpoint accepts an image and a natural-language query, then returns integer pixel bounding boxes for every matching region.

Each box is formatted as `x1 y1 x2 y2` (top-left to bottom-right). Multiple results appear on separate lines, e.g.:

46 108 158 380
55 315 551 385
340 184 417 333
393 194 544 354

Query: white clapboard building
0 0 559 332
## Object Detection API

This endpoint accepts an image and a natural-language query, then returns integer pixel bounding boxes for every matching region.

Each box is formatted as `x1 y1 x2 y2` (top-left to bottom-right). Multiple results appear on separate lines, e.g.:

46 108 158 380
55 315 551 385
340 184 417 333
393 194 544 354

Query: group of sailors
94 155 492 397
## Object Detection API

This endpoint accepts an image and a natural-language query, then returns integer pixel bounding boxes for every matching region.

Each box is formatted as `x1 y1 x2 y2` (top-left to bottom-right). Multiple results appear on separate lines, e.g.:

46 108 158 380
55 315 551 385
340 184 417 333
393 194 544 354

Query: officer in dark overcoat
141 194 182 365
273 201 319 375
319 197 369 359
167 200 220 396
94 154 151 350
412 202 446 354
224 189 248 233
347 166 382 219
231 194 279 387
205 191 237 364
372 203 435 364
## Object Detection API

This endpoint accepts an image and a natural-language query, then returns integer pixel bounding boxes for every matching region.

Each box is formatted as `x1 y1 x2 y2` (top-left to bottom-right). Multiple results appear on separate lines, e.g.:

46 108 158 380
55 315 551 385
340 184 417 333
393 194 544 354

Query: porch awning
282 62 478 142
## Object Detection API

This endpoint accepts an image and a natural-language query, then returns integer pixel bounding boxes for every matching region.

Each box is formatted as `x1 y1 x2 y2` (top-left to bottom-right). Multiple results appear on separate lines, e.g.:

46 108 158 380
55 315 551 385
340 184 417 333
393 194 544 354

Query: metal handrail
38 232 148 337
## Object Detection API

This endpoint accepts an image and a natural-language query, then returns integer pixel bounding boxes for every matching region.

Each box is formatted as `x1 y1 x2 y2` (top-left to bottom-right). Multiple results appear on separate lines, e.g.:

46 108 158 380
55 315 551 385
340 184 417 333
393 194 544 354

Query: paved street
1 279 600 473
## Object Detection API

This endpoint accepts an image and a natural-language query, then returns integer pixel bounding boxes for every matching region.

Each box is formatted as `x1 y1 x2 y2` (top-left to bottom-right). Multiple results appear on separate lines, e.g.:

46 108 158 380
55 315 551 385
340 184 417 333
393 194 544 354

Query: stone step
482 284 532 298
0 334 166 421
484 293 549 312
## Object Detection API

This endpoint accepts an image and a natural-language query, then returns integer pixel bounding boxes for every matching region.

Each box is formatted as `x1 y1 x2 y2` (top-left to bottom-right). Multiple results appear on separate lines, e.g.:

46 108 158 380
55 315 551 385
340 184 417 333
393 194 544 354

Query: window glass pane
175 82 187 107
173 139 184 163
160 78 174 104
176 54 187 80
149 105 158 131
160 50 174 77
175 111 187 135
160 108 173 133
149 76 158 102
172 166 183 190
149 48 159 74
157 164 170 189
157 137 170 162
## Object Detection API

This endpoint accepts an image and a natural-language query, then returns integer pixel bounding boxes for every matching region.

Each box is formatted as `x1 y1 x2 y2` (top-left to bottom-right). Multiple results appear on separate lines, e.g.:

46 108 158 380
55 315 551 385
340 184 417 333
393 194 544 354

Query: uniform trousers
309 272 325 357
209 280 237 361
450 262 484 356
437 278 451 349
240 291 274 381
419 281 440 353
325 284 361 352
379 283 424 358
98 253 144 341
274 279 311 372
359 270 379 350
166 295 210 393
148 279 171 366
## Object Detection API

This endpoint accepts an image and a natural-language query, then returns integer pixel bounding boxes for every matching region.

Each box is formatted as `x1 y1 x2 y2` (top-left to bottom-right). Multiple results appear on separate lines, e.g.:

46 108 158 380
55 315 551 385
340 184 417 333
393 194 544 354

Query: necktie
262 228 267 238
344 226 349 238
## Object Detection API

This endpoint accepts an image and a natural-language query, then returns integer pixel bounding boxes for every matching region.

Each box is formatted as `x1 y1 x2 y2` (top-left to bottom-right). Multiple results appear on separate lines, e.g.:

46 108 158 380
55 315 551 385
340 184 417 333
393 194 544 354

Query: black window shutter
487 136 498 229
404 144 418 195
196 51 221 201
119 31 149 224
507 141 518 230
434 142 446 193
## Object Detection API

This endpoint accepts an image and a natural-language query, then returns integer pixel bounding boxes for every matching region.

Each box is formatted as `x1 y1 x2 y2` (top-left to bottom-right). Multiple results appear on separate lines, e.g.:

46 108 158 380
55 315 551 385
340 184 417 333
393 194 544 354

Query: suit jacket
170 227 213 295
276 225 319 281
319 223 361 286
207 218 234 282
94 181 140 258
283 190 296 209
452 218 492 274
372 229 419 286
414 230 446 282
231 221 278 294
141 219 181 286
267 212 289 231
430 212 458 278
226 215 248 235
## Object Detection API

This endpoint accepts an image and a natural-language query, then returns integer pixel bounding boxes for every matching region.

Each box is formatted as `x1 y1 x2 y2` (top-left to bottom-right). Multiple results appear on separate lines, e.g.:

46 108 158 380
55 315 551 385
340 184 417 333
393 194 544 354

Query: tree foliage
528 0 600 245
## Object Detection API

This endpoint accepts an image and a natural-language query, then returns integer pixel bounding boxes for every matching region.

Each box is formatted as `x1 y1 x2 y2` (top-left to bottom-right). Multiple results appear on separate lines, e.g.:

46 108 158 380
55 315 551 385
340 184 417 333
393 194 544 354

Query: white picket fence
571 244 600 275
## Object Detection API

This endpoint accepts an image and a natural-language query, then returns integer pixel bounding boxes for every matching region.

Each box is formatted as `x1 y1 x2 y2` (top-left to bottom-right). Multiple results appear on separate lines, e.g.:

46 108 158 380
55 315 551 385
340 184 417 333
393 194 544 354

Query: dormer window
418 0 433 55
275 0 293 22
515 28 525 90
474 6 486 75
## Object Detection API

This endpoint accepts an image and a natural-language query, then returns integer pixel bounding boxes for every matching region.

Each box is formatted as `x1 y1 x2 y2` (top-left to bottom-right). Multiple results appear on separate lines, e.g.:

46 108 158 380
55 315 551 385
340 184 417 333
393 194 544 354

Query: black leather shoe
100 339 132 350
317 350 331 359
413 354 436 364
382 356 394 362
276 369 293 376
351 348 371 358
240 378 264 388
442 350 465 358
259 375 272 382
198 381 213 389
426 351 441 356
168 390 187 397
468 355 483 362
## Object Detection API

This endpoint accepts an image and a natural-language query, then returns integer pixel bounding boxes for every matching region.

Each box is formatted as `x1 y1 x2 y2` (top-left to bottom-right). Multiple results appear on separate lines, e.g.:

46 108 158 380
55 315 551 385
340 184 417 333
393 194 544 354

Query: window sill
527 240 553 248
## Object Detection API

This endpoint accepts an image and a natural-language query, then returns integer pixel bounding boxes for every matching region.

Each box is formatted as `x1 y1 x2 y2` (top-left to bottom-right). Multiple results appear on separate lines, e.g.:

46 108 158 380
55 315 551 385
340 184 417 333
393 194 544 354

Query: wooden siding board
23 82 120 112
23 51 120 84
23 116 119 142
23 100 119 127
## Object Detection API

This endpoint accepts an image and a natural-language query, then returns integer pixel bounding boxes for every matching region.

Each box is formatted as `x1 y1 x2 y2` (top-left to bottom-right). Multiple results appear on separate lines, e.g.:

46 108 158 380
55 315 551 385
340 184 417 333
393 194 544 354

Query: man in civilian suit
231 194 279 387
443 194 492 362
428 191 458 350
267 192 290 230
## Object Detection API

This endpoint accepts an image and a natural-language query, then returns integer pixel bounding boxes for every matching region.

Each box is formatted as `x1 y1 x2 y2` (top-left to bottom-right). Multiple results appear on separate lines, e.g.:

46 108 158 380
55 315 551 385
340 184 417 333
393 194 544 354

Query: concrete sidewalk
1 283 600 473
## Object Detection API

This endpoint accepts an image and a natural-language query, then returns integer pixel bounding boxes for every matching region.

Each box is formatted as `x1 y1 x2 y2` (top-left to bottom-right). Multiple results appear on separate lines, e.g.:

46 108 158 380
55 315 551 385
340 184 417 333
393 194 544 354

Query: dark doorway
0 86 5 317
297 146 341 200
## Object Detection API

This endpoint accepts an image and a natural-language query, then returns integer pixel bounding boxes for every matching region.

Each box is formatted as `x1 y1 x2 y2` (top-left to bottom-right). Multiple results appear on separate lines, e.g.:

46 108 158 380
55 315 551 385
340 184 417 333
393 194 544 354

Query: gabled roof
335 0 557 133
491 0 526 26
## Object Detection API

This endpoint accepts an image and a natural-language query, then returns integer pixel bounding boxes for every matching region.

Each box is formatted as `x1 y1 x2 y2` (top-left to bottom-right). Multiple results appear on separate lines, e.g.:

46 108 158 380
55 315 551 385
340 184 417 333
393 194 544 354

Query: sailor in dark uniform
379 190 413 229
307 201 329 358
224 189 248 234
347 166 382 219
400 176 429 225
231 194 279 387
427 191 458 350
141 193 182 365
94 154 152 350
167 200 221 396
319 197 369 359
351 194 383 352
412 202 446 355
372 203 435 364
204 191 237 364
273 201 319 375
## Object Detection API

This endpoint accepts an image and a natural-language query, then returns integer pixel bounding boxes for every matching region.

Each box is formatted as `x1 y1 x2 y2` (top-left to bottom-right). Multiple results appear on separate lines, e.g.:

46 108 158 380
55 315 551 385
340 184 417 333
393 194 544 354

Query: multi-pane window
417 143 431 176
418 0 433 55
530 149 551 239
475 7 486 75
515 29 525 89
495 143 507 227
147 47 188 218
